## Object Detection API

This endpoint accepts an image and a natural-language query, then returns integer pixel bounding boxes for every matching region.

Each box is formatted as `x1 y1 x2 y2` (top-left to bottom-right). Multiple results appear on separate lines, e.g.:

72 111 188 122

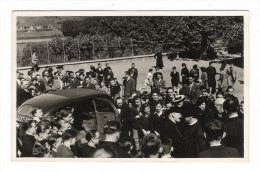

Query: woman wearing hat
172 95 186 108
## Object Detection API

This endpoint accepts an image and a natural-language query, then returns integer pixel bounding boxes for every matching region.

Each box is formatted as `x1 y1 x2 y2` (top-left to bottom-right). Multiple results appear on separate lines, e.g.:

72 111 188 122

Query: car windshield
17 105 35 116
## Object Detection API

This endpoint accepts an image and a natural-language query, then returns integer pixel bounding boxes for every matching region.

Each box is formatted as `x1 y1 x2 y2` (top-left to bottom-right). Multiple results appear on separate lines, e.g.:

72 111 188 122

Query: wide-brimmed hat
172 95 185 104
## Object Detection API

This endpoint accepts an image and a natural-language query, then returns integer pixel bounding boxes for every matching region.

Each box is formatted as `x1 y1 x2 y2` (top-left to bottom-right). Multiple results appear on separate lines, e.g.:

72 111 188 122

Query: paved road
18 56 244 102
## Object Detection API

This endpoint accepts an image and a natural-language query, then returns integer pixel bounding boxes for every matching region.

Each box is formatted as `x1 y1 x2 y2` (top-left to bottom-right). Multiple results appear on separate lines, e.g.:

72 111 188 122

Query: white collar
229 113 239 118
189 119 198 126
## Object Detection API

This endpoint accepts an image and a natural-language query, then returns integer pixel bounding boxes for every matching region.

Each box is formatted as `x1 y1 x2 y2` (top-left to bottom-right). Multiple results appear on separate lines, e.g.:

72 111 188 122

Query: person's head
21 80 30 90
214 98 225 114
209 62 213 67
155 102 163 114
226 86 234 95
106 63 109 67
161 137 173 155
165 101 173 111
204 119 226 142
35 74 41 80
216 91 224 99
92 147 116 158
24 120 38 135
140 103 150 116
48 134 62 150
59 108 74 124
27 71 33 77
166 106 182 122
223 98 238 115
132 96 141 107
56 119 71 132
200 67 206 72
201 88 209 97
79 73 85 80
196 97 207 111
31 107 43 118
86 130 100 146
193 64 198 70
31 78 37 85
68 71 74 77
125 71 131 78
75 71 80 77
110 79 116 86
167 87 174 98
42 70 49 77
149 68 153 73
85 77 91 84
62 129 78 146
240 101 244 111
130 90 137 98
173 95 185 108
17 70 21 78
188 75 194 84
29 88 37 97
182 63 186 68
104 121 121 142
98 63 102 68
36 121 51 141
172 66 176 71
157 72 162 79
118 137 135 155
115 97 123 108
141 133 162 158
151 90 159 101
131 63 135 68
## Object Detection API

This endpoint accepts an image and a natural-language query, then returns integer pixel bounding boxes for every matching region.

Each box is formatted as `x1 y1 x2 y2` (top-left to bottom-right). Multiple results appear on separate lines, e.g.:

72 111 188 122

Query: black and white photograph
13 11 248 161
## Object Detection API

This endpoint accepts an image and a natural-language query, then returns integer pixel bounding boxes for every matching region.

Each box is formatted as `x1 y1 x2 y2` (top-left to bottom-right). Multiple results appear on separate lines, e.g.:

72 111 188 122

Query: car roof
19 88 110 114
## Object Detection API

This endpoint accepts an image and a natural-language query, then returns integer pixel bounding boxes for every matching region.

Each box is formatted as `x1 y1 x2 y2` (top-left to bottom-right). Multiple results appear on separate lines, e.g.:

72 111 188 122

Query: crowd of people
16 57 244 158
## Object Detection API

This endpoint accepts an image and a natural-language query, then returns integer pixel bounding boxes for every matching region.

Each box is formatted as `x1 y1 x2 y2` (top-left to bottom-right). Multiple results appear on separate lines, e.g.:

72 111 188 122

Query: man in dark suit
181 103 207 158
99 121 130 158
198 119 241 158
161 106 183 157
17 80 33 108
96 63 104 85
179 75 201 104
83 77 96 89
206 62 217 94
104 63 111 80
222 98 244 157
123 71 136 99
128 63 138 89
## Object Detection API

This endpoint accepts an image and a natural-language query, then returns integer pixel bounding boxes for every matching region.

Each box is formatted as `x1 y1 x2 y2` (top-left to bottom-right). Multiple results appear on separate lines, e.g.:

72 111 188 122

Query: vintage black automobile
17 88 119 138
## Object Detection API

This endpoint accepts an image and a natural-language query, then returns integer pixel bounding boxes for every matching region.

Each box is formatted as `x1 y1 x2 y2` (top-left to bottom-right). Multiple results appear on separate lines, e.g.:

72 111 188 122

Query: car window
94 99 115 113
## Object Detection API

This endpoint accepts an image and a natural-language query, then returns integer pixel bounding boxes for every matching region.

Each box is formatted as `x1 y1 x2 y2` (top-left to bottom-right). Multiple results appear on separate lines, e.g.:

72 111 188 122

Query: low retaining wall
17 53 169 70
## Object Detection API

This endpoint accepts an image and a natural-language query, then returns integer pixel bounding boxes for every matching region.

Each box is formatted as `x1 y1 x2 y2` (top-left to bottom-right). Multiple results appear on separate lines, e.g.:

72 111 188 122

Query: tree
61 20 81 37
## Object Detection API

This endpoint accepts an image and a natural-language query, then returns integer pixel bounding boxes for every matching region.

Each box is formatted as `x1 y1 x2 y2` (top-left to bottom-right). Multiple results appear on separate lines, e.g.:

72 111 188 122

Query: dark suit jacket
222 116 244 157
180 82 201 104
99 141 130 158
161 119 183 157
123 77 135 98
198 145 241 158
83 83 96 89
17 87 33 107
71 77 81 88
128 67 138 79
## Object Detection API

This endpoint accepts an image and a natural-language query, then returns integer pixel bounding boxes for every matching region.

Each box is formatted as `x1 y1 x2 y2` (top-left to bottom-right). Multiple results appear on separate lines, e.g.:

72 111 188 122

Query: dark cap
196 96 207 106
182 63 186 66
182 103 200 118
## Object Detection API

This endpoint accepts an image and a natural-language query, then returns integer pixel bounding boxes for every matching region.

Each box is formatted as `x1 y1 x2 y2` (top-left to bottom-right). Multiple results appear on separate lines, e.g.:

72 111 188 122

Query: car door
93 98 119 140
